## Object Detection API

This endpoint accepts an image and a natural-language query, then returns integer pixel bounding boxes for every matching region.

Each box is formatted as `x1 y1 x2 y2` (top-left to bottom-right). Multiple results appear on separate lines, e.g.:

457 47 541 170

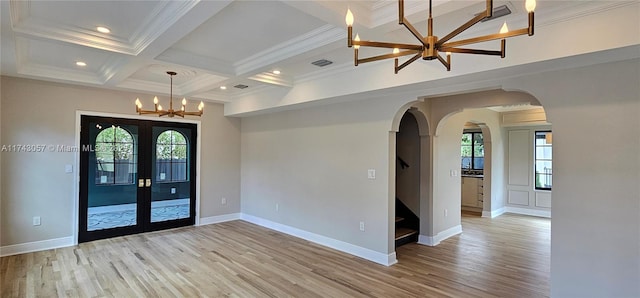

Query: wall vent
233 84 249 89
311 59 333 67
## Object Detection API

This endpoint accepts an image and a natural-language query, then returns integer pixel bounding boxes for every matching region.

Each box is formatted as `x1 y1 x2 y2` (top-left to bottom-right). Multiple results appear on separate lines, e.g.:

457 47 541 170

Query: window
535 131 552 190
461 131 484 172
95 126 136 185
156 130 188 182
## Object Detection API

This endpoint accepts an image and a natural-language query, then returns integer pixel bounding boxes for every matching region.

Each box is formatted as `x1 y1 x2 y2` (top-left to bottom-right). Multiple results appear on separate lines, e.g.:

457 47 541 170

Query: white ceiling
0 0 611 107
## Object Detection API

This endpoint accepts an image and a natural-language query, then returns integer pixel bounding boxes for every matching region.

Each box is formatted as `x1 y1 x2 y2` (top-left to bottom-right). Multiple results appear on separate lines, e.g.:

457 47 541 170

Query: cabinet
462 177 483 207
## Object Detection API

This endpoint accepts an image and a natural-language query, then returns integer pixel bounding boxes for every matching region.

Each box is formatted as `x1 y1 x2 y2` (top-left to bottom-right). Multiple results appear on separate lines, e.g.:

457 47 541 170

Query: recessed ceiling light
96 26 111 33
76 61 87 67
220 86 227 90
272 70 281 75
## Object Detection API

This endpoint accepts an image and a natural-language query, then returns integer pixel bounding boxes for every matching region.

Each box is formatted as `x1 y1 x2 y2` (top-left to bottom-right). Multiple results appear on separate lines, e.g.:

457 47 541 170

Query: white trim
417 225 463 246
73 110 202 243
482 207 506 218
240 214 397 266
0 236 74 257
505 206 551 218
198 213 241 226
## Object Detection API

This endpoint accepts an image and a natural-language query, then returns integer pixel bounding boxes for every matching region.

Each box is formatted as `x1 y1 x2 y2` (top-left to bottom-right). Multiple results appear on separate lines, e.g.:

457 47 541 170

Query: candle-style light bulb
153 96 159 104
393 48 399 55
158 104 163 111
345 9 354 26
525 0 536 13
135 98 141 108
198 101 204 111
446 52 451 57
500 22 509 34
181 98 187 106
354 34 360 49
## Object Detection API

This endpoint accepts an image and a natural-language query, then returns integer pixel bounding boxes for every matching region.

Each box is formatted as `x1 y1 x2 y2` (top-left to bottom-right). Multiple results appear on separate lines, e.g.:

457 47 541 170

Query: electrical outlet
276 203 279 211
33 216 41 226
444 209 448 217
170 187 176 194
221 197 227 205
359 221 365 231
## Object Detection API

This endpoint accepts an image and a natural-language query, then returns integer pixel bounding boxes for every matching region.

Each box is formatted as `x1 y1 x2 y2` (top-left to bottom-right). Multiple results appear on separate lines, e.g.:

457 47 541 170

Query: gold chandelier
134 71 204 117
346 0 536 73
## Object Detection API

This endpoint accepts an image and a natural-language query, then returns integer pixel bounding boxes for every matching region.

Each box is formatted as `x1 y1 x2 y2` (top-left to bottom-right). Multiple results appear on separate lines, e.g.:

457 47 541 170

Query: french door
79 116 197 242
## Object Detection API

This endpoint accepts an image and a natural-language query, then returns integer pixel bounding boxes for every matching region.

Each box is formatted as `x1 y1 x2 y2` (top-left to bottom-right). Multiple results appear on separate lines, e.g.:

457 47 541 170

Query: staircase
395 198 419 247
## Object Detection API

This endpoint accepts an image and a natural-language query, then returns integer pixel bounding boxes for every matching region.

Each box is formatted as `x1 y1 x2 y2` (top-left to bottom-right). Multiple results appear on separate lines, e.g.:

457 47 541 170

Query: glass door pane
88 122 139 230
150 125 194 224
80 116 144 242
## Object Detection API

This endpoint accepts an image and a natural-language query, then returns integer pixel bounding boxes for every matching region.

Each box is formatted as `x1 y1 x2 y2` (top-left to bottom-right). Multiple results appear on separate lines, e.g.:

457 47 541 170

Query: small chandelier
346 0 536 73
134 71 204 117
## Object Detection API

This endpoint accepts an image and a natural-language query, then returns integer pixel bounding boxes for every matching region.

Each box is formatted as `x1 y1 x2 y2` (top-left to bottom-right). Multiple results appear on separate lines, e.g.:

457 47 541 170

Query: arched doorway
390 105 432 253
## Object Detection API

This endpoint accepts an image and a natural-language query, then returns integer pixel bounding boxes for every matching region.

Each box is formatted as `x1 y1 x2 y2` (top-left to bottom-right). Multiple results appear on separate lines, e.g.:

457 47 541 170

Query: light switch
367 169 376 179
64 164 73 173
171 187 176 194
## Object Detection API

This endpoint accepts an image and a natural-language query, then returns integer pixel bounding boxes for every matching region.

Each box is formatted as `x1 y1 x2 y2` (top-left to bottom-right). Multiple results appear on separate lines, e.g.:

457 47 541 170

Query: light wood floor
1 213 550 297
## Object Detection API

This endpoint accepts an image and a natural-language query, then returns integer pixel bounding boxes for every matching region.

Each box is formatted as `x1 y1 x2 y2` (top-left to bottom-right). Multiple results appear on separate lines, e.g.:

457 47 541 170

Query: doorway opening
460 123 485 216
78 115 197 242
395 112 421 247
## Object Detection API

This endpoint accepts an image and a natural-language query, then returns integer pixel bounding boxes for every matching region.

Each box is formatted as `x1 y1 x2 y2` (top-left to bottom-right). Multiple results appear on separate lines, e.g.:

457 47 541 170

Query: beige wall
241 97 406 255
0 76 240 246
502 59 639 297
240 58 639 296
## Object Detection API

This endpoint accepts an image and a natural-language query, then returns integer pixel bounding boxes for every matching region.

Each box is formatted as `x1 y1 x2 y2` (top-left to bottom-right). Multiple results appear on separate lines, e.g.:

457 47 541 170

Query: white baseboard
505 206 551 218
0 236 74 257
240 214 397 266
198 213 241 226
417 225 462 246
482 207 506 218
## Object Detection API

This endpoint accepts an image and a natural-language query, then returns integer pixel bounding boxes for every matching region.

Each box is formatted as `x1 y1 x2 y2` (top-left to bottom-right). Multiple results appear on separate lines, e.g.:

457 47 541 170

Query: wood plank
0 213 550 297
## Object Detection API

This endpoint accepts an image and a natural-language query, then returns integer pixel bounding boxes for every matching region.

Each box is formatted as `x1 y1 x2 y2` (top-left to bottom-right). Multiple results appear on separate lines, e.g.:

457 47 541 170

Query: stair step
395 228 418 241
395 217 404 223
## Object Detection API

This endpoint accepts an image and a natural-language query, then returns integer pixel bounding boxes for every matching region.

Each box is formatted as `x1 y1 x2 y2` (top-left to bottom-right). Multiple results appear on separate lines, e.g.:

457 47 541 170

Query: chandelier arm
437 13 490 47
394 52 422 73
355 40 423 51
401 19 428 46
436 54 451 71
181 111 204 116
441 28 529 48
357 50 420 65
137 110 163 115
440 47 503 56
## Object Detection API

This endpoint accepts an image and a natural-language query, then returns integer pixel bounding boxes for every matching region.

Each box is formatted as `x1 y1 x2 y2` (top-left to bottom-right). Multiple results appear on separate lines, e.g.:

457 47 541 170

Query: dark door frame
74 112 201 244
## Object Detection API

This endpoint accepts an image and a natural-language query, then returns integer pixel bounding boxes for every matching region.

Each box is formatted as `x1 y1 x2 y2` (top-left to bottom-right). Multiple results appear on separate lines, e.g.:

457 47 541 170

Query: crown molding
15 37 115 85
155 48 235 76
234 24 345 76
116 78 169 95
128 1 201 56
176 73 229 95
294 60 355 85
8 0 199 56
248 73 293 88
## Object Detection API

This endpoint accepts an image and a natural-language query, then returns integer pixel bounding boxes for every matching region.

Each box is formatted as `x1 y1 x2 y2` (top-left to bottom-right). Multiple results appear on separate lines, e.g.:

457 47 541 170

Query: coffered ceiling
0 0 631 107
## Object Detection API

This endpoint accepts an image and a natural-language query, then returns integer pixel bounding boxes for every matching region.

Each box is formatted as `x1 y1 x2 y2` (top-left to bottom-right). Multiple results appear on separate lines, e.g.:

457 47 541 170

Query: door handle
138 179 144 188
145 179 152 187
